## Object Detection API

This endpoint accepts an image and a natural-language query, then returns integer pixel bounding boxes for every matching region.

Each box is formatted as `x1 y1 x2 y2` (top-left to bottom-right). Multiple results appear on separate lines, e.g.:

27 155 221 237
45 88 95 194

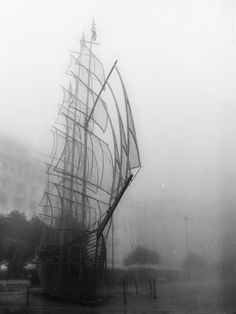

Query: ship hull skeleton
37 21 141 302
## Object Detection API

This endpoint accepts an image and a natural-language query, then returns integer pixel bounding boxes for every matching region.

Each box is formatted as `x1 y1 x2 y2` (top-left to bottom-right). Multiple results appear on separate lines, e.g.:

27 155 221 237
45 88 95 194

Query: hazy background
1 0 236 267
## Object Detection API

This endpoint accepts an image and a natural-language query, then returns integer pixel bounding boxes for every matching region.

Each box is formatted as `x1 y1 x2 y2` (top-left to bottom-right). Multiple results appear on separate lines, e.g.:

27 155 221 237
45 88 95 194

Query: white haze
0 0 236 266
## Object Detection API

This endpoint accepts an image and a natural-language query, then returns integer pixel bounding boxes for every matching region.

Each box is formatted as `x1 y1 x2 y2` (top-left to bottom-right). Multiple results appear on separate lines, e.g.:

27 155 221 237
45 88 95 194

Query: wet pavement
1 276 236 313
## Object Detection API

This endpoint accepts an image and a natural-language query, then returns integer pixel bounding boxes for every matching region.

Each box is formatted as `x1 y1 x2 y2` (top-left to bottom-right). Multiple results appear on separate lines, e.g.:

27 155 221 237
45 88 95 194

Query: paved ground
1 276 236 313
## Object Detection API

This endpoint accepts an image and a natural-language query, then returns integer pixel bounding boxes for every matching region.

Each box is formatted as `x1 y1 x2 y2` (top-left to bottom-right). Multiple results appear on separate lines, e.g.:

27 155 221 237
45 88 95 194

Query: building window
29 201 37 210
14 197 25 211
0 192 8 206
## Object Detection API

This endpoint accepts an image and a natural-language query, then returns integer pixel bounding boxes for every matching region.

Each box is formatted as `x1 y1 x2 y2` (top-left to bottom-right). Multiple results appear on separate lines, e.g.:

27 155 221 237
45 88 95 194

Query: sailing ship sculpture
37 21 141 302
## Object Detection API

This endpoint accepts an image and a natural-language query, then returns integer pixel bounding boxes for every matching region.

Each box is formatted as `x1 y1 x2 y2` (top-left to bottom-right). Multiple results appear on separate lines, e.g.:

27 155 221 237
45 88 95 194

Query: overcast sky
1 0 236 265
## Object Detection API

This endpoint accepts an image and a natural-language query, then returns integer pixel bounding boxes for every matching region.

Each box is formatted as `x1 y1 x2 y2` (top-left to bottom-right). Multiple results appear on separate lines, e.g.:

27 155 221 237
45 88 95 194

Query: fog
1 0 236 267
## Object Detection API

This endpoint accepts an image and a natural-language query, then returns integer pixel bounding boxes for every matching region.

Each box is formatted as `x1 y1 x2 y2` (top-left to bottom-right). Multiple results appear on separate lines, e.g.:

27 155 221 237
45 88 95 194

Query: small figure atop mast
91 18 97 42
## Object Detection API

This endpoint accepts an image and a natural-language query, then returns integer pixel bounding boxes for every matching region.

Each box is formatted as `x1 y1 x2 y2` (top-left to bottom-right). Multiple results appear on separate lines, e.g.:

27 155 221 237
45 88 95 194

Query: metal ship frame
37 21 141 302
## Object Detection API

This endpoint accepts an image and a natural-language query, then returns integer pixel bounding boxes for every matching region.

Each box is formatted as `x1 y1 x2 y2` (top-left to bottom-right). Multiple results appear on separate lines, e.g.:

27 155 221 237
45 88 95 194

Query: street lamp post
185 216 189 256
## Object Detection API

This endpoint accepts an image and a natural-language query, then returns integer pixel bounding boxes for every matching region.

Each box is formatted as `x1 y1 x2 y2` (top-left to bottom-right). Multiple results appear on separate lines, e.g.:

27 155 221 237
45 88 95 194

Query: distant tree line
124 246 208 272
124 245 160 266
0 211 43 278
182 252 206 269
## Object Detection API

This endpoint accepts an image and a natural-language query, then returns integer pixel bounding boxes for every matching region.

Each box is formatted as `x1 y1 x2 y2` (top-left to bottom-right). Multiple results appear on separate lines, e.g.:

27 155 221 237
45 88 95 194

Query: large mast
61 82 73 245
67 37 83 240
81 21 96 230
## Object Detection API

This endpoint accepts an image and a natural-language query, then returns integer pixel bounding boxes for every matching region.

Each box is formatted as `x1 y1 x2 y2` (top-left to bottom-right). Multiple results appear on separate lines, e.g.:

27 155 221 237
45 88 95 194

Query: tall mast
61 82 73 245
81 21 96 230
67 38 84 240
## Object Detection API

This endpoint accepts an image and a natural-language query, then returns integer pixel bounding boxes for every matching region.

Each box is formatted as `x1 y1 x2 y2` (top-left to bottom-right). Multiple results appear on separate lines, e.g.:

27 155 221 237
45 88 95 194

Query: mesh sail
115 67 141 171
40 39 140 248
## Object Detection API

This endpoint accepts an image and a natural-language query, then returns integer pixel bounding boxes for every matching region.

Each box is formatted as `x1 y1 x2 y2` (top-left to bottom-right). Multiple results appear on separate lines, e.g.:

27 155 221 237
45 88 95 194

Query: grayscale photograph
0 1 235 313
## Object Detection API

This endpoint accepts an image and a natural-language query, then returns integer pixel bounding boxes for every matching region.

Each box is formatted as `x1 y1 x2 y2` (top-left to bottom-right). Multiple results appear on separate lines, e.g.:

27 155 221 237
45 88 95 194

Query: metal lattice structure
37 21 141 302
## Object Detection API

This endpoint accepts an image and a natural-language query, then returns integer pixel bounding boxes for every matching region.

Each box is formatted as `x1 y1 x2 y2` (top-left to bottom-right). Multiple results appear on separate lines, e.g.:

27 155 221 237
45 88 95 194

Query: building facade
0 135 45 218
